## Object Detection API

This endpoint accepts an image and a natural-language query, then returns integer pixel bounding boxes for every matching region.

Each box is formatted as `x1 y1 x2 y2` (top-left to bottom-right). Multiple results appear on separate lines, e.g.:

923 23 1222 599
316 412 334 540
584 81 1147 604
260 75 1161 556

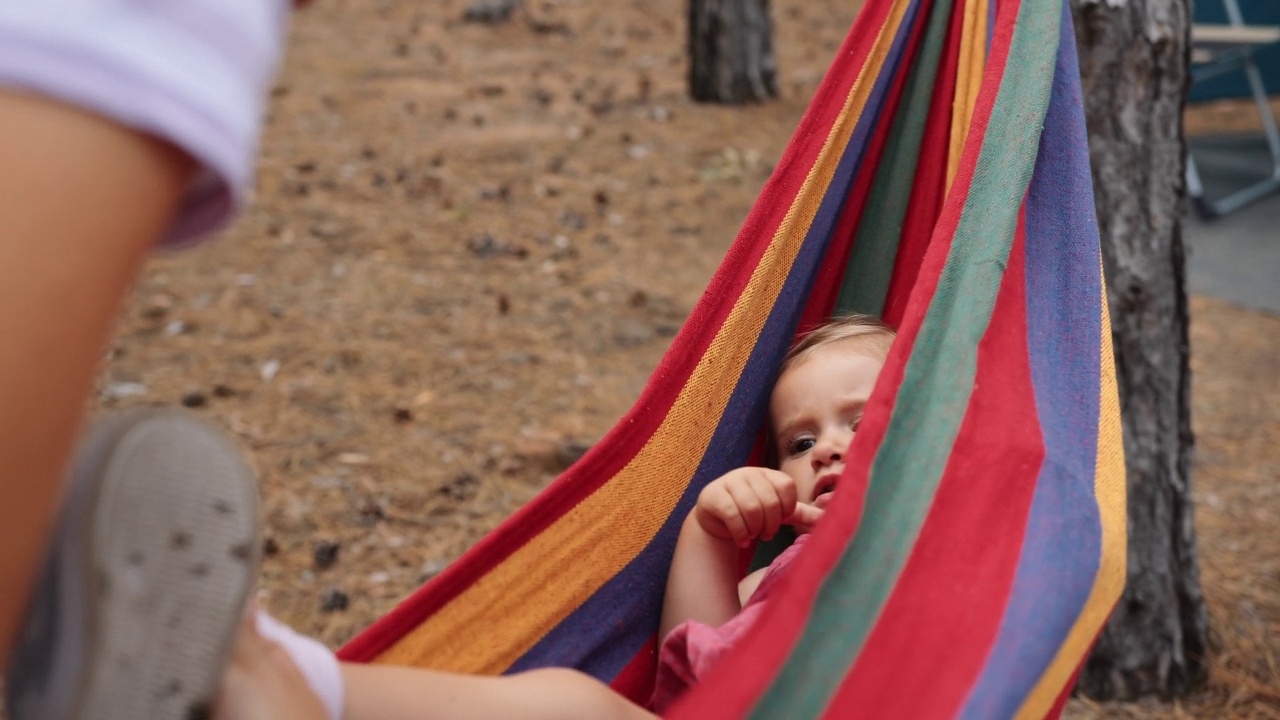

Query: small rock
438 473 478 501
614 318 654 347
260 359 281 382
104 382 148 400
462 0 520 24
558 211 586 230
262 537 280 557
164 320 188 337
418 559 448 583
181 392 207 409
338 453 371 466
369 571 391 584
319 587 349 613
358 499 386 525
142 294 174 319
556 440 592 472
313 540 341 570
480 184 510 202
212 384 236 398
467 234 527 259
467 233 502 258
393 408 414 424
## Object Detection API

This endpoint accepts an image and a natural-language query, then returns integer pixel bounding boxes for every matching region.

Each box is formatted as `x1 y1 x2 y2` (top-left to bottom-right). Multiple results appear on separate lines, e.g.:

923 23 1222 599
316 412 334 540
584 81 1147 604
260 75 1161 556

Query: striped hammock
338 0 1127 716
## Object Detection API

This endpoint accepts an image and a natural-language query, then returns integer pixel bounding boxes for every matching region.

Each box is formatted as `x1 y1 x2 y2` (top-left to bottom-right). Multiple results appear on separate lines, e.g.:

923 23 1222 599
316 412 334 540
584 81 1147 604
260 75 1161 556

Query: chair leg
1185 153 1219 220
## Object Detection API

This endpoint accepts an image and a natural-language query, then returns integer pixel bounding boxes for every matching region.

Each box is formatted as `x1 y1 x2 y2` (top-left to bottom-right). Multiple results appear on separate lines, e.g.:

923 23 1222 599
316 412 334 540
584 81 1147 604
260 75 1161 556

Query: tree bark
1070 0 1208 700
688 0 778 103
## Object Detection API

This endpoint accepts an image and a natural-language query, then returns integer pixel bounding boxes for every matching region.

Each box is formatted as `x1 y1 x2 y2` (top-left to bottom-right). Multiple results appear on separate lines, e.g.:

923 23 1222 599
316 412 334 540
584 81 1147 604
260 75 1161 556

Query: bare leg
340 663 657 720
0 90 194 663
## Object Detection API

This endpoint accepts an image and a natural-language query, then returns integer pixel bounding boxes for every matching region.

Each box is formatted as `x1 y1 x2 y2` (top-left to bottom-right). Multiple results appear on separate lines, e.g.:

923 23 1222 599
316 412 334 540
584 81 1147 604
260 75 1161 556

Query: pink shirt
649 534 811 713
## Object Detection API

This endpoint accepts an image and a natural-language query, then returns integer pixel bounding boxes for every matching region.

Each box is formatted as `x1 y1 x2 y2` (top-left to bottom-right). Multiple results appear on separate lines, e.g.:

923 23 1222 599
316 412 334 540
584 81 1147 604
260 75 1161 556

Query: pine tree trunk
688 0 778 103
1070 0 1209 700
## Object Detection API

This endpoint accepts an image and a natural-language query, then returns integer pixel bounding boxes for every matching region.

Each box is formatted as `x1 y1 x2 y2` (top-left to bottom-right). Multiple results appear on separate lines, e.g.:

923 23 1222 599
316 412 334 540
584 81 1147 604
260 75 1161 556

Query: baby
652 313 893 711
4 315 893 720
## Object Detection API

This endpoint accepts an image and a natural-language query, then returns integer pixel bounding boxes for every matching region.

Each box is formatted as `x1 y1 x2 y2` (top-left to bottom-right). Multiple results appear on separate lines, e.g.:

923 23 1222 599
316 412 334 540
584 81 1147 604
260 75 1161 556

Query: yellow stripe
946 0 988 190
1014 270 1128 718
373 0 919 674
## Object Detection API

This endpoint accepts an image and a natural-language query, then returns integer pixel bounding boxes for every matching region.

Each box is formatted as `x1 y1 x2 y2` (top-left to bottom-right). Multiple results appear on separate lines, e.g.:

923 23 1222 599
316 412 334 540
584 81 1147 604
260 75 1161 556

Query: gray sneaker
6 409 261 720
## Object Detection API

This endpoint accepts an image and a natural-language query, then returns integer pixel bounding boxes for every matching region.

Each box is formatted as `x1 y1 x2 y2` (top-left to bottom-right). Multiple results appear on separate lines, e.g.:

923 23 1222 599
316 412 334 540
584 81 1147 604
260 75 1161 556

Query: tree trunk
1070 0 1208 700
688 0 778 103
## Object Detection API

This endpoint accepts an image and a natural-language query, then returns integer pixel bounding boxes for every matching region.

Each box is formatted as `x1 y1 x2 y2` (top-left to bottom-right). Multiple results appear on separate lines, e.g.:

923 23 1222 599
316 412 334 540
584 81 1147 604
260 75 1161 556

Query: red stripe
338 0 900 665
881 0 964 327
609 638 658 705
1045 657 1086 720
799 0 938 332
821 212 1041 719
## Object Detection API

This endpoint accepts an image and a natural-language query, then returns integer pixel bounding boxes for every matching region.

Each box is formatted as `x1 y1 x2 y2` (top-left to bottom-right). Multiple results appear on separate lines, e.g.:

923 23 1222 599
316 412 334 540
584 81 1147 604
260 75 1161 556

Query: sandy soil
90 0 1277 716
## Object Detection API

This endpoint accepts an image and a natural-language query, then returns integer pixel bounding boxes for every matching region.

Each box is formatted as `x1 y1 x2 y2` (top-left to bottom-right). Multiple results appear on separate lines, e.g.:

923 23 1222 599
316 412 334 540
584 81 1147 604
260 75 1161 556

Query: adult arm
0 90 194 662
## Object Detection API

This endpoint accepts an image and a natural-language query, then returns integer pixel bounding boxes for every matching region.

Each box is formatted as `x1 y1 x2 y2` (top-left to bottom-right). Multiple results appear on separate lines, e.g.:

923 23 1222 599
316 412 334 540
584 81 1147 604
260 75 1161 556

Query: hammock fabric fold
338 0 1127 716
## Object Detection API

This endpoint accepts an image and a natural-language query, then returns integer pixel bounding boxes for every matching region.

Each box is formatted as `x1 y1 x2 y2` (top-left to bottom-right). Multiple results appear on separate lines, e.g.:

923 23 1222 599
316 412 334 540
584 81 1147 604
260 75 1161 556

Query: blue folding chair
1187 0 1280 217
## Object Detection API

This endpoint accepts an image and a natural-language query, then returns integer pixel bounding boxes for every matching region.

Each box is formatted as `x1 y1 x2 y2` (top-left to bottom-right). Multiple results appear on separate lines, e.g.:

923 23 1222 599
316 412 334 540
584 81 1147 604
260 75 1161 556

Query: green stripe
835 0 955 317
748 0 1061 716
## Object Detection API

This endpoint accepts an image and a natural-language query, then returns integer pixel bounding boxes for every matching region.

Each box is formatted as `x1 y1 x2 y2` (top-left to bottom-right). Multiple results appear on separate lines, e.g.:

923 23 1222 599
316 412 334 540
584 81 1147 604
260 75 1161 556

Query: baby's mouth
813 474 840 508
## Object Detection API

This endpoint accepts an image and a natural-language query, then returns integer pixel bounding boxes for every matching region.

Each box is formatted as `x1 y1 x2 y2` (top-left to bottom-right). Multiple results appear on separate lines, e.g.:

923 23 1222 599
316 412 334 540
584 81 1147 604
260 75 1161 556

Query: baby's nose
812 438 843 465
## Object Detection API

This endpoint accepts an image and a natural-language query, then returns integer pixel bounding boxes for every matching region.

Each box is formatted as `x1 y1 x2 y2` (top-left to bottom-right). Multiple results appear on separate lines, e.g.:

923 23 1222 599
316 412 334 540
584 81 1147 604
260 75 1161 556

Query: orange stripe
371 0 918 674
1013 269 1127 718
946 0 987 190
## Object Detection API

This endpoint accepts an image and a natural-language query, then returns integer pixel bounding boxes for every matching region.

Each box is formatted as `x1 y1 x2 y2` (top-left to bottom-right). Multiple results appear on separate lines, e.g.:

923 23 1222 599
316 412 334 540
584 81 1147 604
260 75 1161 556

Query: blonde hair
763 314 895 468
780 314 896 375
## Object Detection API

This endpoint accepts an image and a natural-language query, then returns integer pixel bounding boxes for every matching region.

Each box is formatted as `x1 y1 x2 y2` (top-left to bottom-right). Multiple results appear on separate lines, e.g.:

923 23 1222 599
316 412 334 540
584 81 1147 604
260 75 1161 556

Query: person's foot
6 408 261 720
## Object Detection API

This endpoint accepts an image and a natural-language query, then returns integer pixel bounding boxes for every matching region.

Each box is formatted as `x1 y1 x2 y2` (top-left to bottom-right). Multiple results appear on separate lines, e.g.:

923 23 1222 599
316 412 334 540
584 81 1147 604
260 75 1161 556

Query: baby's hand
695 468 823 547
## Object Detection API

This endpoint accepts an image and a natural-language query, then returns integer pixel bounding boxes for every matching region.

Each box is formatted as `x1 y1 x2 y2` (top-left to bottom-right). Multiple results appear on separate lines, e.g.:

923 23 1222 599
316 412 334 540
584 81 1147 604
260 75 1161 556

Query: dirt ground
94 0 1277 716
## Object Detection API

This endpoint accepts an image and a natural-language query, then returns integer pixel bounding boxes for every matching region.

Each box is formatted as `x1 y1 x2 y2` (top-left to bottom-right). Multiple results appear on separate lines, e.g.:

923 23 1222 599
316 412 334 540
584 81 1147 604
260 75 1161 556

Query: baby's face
769 342 885 509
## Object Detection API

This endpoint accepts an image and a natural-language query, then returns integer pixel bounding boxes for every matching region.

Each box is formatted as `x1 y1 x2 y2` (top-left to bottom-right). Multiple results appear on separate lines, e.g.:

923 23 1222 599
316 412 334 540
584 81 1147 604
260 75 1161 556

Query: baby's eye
787 437 815 456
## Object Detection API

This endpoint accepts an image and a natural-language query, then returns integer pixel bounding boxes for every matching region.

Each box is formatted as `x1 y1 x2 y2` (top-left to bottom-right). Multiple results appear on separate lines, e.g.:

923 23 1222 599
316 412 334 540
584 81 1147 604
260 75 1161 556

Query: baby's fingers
787 502 825 534
725 481 766 546
744 470 785 540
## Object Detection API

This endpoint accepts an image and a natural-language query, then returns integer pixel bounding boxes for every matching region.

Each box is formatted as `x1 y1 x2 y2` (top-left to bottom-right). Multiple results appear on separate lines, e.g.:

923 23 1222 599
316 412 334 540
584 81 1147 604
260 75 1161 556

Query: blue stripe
959 5 1103 716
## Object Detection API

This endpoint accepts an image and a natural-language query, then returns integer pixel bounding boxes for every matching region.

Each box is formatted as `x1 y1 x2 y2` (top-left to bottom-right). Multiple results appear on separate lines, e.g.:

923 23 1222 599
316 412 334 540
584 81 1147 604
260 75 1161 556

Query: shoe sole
21 409 261 720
